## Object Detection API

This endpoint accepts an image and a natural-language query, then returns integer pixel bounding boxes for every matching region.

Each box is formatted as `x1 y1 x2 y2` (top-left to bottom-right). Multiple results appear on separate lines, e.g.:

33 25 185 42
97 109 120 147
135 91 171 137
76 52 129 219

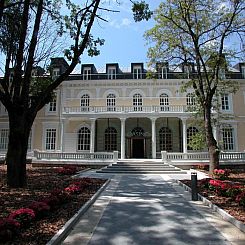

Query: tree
0 0 108 187
132 0 245 173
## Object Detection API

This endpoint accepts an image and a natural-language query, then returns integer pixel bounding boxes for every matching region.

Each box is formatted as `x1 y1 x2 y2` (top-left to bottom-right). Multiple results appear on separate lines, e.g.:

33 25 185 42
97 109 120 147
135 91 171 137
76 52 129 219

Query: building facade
0 59 245 159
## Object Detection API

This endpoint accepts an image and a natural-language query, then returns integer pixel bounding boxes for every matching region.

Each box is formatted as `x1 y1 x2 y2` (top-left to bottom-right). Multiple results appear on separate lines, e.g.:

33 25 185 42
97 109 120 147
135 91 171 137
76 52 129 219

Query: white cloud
109 18 132 29
121 18 132 26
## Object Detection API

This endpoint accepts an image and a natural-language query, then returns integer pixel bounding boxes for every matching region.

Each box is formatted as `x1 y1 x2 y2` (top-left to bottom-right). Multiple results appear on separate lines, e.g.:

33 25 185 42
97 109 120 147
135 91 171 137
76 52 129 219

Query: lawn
0 165 106 244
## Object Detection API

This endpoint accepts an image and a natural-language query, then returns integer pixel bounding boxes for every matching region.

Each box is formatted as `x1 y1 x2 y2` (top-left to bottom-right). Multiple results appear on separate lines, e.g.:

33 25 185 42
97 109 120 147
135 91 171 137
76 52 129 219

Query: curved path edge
46 179 111 245
176 179 245 233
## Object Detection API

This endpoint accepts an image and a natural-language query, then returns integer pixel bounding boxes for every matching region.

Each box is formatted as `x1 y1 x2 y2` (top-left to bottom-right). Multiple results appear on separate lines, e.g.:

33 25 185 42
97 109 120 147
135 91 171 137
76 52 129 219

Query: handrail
33 150 118 162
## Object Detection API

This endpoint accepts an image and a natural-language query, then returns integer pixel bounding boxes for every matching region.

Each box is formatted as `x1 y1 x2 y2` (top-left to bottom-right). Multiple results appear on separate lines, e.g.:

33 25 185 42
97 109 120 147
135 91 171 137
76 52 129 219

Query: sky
78 0 162 71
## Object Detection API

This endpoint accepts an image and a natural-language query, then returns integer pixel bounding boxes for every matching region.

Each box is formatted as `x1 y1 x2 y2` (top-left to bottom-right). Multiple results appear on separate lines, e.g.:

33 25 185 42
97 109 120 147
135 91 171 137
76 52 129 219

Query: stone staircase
96 159 187 174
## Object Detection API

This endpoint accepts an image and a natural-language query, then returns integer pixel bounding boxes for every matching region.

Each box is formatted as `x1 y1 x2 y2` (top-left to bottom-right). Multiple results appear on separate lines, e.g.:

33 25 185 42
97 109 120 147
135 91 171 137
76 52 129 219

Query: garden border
46 178 110 245
176 179 245 233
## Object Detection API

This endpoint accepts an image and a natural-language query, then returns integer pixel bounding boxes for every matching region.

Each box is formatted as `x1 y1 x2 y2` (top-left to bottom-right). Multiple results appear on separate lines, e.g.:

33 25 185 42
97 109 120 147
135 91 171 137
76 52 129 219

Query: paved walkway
62 171 245 245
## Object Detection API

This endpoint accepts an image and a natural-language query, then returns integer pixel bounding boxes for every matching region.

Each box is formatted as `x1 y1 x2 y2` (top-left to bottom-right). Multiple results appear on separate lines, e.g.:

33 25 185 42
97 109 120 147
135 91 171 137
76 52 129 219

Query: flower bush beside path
0 165 106 243
180 168 245 223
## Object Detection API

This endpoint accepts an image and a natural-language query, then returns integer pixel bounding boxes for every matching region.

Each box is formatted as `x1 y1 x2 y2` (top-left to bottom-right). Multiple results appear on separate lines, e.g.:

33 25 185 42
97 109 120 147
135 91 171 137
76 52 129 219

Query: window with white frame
45 128 56 150
81 94 90 111
158 67 168 79
48 94 57 112
78 127 90 151
221 94 230 111
160 93 169 111
107 94 116 111
52 68 60 79
133 67 142 79
108 67 116 79
218 68 226 79
159 127 172 151
187 127 198 150
186 93 196 106
83 67 91 80
242 66 245 79
133 93 142 111
221 126 234 151
105 127 117 151
0 129 9 150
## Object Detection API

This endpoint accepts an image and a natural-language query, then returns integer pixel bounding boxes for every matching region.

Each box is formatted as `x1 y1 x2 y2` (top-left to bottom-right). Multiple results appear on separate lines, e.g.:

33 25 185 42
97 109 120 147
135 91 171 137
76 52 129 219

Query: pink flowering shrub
213 169 231 180
209 179 232 196
64 184 81 194
198 178 211 188
56 165 78 175
40 195 60 209
209 179 245 200
0 218 20 242
236 191 245 207
50 188 72 204
28 201 50 218
9 208 35 227
226 185 244 200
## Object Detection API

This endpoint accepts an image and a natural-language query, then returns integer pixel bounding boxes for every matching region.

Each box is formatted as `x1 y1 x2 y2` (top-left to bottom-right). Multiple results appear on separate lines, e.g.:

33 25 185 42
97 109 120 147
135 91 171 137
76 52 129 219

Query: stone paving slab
62 170 245 245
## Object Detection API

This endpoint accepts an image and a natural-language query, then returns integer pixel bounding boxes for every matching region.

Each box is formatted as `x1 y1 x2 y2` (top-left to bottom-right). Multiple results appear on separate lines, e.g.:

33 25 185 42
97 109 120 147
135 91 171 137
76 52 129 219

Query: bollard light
191 172 198 201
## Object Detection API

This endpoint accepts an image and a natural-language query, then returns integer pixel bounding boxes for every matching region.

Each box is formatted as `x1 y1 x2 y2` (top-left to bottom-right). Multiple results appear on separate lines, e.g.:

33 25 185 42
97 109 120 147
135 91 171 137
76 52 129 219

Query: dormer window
83 67 91 80
49 95 57 112
108 67 116 79
219 68 226 80
159 67 168 79
133 66 142 79
183 65 191 79
52 68 60 79
241 66 245 79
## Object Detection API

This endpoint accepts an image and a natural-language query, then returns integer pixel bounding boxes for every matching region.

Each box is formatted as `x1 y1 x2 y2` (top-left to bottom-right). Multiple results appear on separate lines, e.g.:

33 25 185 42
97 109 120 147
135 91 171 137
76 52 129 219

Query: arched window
78 127 90 150
187 127 198 150
159 127 172 151
105 127 117 151
81 94 90 111
107 94 116 111
221 126 234 151
186 93 196 106
133 93 142 111
160 93 169 111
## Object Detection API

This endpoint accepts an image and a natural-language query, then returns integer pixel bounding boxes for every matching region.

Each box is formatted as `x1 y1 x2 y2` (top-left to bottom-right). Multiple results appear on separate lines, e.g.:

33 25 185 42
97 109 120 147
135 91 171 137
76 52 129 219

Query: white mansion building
0 58 245 160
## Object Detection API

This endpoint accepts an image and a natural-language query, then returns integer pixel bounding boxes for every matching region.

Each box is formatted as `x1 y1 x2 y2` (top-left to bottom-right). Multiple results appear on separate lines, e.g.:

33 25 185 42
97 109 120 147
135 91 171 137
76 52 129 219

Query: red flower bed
0 165 106 244
213 168 231 180
180 170 245 223
56 165 78 175
9 208 35 227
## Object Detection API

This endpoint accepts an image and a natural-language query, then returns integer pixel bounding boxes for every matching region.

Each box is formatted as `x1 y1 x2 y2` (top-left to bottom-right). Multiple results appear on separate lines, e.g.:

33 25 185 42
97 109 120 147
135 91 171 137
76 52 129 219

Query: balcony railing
66 72 245 81
63 105 191 114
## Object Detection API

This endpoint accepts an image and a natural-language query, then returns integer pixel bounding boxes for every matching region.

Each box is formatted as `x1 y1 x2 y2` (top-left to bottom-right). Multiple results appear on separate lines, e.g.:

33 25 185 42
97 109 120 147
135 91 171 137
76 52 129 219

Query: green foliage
132 1 153 22
30 76 54 104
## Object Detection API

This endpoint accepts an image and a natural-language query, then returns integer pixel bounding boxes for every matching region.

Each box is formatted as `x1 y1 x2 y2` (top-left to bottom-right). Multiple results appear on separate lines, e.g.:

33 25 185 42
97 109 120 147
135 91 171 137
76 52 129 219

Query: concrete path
62 171 245 245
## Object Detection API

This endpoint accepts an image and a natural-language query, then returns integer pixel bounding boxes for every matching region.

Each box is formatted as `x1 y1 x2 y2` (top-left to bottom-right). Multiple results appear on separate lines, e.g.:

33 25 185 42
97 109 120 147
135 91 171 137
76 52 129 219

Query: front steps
97 160 187 174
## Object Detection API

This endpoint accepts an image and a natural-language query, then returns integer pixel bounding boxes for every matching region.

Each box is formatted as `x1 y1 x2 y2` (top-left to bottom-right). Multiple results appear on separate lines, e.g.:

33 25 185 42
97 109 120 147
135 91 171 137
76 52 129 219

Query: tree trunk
204 104 219 174
6 110 33 188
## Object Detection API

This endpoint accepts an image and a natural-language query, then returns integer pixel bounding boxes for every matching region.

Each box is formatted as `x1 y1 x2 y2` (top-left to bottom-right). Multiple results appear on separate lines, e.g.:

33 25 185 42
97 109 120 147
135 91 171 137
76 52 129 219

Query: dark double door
131 138 145 158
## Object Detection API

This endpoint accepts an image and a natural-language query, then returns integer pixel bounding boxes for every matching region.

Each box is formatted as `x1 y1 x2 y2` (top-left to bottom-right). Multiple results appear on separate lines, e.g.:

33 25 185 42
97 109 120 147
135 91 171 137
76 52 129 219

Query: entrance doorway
132 138 145 158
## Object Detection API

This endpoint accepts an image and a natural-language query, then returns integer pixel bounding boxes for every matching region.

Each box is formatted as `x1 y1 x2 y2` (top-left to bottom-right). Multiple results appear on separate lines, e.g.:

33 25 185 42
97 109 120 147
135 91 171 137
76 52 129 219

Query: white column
181 118 187 153
90 118 96 153
60 119 65 152
120 118 126 159
151 118 156 159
